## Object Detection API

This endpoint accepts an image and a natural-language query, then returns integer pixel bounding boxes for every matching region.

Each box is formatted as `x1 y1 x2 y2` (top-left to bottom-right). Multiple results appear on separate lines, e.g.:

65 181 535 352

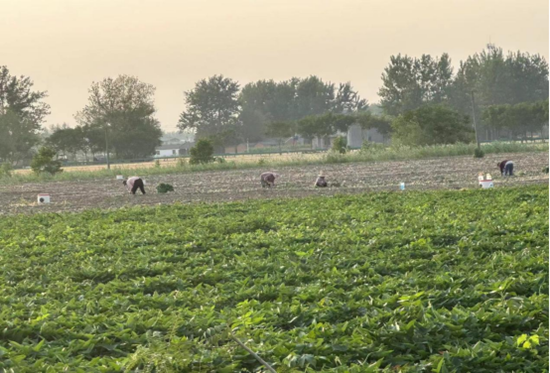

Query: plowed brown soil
1 152 547 215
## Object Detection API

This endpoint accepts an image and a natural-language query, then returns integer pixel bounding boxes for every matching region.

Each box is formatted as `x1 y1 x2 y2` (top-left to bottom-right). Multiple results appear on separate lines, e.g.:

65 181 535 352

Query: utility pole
470 91 481 150
104 123 110 170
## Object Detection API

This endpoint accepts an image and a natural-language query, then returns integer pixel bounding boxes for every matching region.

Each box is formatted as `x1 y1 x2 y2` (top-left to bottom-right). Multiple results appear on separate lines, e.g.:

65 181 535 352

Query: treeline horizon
0 44 548 163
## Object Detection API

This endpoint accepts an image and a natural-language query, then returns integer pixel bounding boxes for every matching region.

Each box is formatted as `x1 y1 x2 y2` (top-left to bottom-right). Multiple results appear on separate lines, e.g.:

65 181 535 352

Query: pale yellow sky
1 0 548 131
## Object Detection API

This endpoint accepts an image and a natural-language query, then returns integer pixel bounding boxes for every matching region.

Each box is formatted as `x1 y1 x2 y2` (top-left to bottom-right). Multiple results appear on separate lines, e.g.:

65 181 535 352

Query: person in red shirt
123 176 146 194
497 160 514 176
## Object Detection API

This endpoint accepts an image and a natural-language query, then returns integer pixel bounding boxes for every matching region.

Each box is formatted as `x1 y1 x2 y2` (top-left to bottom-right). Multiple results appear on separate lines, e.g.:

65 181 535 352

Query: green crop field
0 186 548 372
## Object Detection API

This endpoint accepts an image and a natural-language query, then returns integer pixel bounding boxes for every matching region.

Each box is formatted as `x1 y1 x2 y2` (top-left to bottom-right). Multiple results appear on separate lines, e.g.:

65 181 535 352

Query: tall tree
265 121 294 153
294 76 335 119
333 83 368 113
47 125 85 160
178 75 241 147
239 80 280 142
76 75 162 158
378 54 453 116
0 66 50 163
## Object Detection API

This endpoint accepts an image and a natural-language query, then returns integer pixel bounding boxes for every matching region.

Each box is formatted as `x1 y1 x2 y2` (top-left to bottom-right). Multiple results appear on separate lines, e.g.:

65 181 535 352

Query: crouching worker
260 172 279 188
315 172 327 187
123 176 146 194
498 160 514 176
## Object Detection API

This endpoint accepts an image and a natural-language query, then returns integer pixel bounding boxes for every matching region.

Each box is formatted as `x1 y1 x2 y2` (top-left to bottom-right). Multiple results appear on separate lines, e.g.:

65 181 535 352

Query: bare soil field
1 152 547 215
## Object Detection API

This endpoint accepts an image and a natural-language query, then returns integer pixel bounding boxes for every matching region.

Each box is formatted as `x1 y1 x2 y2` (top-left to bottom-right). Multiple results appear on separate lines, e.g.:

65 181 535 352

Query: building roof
155 142 194 151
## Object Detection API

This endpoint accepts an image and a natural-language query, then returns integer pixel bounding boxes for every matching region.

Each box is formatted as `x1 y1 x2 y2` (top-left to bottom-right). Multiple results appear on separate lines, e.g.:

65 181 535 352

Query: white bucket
116 175 124 180
400 182 405 190
479 180 494 189
37 194 50 204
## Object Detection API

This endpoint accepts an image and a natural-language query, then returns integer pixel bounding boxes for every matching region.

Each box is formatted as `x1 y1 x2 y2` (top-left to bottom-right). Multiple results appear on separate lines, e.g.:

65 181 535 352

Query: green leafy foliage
473 148 485 158
189 139 214 164
30 147 63 175
0 186 547 371
156 183 174 194
0 162 13 177
331 136 347 154
391 105 474 146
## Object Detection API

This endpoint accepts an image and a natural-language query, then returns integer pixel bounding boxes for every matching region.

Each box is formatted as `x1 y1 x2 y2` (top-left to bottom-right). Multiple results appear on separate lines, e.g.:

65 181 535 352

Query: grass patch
2 141 547 185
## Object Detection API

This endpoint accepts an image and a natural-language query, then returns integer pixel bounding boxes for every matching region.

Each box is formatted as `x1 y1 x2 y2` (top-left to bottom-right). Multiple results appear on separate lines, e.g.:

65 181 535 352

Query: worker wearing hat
315 171 328 187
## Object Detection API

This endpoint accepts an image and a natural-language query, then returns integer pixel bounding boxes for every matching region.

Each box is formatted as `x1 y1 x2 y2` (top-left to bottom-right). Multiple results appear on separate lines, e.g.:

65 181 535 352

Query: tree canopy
391 105 474 146
76 75 162 158
178 75 241 143
0 66 50 163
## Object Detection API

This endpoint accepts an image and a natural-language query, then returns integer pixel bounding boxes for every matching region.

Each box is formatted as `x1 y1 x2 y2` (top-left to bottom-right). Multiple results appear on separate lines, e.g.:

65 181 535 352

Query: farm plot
0 151 547 215
0 186 547 372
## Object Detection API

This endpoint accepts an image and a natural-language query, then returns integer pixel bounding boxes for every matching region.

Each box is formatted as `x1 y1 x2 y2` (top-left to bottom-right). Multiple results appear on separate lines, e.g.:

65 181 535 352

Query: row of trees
0 69 163 164
264 111 392 152
178 75 367 150
178 45 548 150
1 44 548 164
483 100 549 141
379 44 548 141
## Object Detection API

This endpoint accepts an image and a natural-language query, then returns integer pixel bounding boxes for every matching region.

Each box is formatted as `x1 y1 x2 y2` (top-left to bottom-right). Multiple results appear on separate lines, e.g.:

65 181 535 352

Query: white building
154 142 194 158
311 125 387 149
346 124 386 148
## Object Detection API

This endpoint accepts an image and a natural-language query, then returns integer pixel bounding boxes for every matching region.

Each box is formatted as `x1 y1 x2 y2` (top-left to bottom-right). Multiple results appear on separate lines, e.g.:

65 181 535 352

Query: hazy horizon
1 0 548 132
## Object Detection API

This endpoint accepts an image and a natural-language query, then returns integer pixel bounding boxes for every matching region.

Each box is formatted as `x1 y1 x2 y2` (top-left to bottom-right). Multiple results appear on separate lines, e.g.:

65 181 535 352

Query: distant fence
13 138 546 170
14 148 329 170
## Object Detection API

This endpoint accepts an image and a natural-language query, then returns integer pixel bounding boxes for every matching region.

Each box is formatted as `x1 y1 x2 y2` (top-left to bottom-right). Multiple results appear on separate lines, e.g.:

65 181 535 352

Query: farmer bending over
123 176 146 194
497 160 514 176
260 172 279 188
315 172 327 187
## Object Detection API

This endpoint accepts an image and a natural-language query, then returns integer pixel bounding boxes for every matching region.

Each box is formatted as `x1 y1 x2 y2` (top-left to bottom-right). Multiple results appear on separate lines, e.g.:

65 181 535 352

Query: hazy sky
1 0 548 131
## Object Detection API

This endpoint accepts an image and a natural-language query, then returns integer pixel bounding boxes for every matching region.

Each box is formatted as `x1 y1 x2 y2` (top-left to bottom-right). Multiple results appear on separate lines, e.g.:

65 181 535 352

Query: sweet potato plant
0 186 547 372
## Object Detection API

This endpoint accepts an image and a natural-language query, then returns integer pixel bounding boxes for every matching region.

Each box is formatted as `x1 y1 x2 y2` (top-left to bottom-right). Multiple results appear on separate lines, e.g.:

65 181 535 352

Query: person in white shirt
123 176 146 194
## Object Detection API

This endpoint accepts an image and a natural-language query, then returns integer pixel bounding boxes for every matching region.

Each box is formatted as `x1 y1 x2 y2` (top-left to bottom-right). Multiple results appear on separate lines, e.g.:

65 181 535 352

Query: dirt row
1 152 547 215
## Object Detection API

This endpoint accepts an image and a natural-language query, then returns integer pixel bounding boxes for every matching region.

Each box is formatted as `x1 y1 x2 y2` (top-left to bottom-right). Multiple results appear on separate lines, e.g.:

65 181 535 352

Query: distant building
224 139 280 154
346 125 386 148
154 142 194 157
311 125 387 149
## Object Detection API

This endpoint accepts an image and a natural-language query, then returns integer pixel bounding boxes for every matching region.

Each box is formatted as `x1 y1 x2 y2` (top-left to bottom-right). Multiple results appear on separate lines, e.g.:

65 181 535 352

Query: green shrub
189 139 214 165
473 148 485 158
30 147 63 175
360 140 386 154
154 159 161 168
177 158 187 167
215 157 226 164
0 162 13 178
156 183 174 194
331 136 347 154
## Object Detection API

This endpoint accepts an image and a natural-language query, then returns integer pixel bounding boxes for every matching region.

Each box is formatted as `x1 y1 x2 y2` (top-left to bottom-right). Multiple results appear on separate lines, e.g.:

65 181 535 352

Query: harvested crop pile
0 186 547 371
